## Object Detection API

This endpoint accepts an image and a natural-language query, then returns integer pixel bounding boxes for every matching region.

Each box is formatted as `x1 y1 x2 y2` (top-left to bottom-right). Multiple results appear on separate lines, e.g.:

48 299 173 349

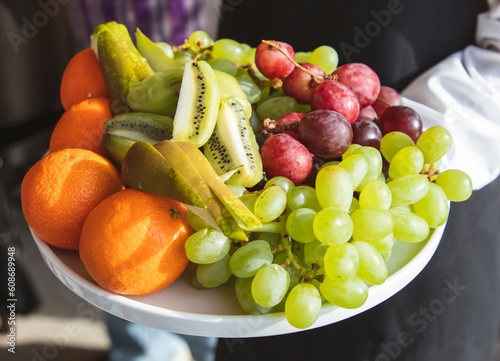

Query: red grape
255 41 296 79
372 86 403 117
333 63 381 108
260 133 313 185
357 105 378 121
351 120 382 149
275 112 304 139
377 106 423 142
282 62 325 104
310 80 360 125
298 109 353 159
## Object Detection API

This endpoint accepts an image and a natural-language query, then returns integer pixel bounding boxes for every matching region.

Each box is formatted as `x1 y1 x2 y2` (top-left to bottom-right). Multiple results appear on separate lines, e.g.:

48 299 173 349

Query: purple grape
298 109 353 159
351 120 383 149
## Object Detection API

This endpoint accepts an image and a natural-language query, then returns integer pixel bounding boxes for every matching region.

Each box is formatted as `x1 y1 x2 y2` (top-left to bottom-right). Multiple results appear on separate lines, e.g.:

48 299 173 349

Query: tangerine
21 148 124 250
49 97 112 157
79 188 194 295
60 47 108 110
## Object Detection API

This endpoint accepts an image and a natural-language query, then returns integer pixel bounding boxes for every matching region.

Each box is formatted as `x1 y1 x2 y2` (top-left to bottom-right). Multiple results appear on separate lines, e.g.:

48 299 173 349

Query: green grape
380 131 415 163
359 180 392 210
188 30 213 50
413 182 449 228
239 193 258 213
381 249 392 262
196 254 232 288
235 277 271 315
320 275 368 309
265 176 295 194
212 38 245 63
253 186 287 222
286 208 317 243
174 53 194 65
240 43 251 53
351 208 393 242
256 232 280 246
237 79 261 104
342 144 362 159
351 146 383 191
285 283 322 329
313 207 353 245
323 243 359 283
185 228 230 264
435 169 473 202
338 154 369 190
389 208 430 243
207 58 238 76
315 165 353 211
186 211 213 231
229 240 273 278
352 240 388 285
287 185 322 212
295 51 311 63
349 197 360 214
226 183 246 197
389 146 425 179
243 47 256 63
308 45 339 74
387 174 430 207
251 264 290 307
416 126 453 164
304 240 329 267
156 42 174 59
272 252 301 288
368 232 395 254
256 96 298 120
320 160 340 169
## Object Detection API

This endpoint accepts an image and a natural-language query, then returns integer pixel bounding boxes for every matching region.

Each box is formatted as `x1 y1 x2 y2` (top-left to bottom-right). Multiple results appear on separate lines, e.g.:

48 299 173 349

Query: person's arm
401 2 500 190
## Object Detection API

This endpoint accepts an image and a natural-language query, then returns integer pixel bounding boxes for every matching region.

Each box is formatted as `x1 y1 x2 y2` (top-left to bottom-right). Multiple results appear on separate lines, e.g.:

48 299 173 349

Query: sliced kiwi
204 98 263 188
121 141 206 208
213 70 252 118
176 141 262 230
154 140 248 241
127 67 184 117
172 61 220 147
104 112 174 143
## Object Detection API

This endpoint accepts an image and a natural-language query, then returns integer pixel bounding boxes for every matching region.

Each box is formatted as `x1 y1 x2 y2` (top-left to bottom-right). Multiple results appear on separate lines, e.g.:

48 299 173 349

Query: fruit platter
22 22 473 337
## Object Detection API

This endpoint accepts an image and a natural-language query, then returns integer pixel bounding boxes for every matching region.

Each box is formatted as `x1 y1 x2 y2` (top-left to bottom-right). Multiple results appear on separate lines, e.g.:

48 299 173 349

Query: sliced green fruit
135 28 178 71
204 97 263 188
213 70 252 118
176 141 262 230
104 112 174 143
92 22 154 115
154 140 247 240
172 61 220 147
101 134 135 169
127 67 184 117
121 141 206 208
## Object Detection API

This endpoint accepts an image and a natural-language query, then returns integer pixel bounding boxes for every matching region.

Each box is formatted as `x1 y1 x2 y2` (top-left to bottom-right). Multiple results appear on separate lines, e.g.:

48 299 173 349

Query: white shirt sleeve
401 3 500 190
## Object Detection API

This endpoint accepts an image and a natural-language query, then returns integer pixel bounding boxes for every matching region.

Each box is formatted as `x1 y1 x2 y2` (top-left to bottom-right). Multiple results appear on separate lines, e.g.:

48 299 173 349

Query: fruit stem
261 40 328 82
277 214 306 274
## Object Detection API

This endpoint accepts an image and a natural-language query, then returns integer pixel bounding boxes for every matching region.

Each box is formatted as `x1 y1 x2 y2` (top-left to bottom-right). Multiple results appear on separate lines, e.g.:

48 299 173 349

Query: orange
79 188 194 295
21 148 125 250
49 97 112 157
60 47 108 110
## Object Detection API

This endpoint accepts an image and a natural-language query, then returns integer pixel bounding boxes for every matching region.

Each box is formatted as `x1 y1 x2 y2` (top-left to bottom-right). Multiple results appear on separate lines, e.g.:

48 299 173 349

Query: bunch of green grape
184 125 472 329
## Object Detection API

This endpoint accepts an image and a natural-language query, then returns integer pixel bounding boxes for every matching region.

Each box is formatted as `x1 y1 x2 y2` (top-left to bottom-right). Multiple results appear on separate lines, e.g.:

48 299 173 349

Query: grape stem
261 40 336 83
277 214 306 274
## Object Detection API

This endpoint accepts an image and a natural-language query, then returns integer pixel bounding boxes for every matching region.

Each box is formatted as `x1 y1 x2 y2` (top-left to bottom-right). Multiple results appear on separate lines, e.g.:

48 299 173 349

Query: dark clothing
216 1 500 360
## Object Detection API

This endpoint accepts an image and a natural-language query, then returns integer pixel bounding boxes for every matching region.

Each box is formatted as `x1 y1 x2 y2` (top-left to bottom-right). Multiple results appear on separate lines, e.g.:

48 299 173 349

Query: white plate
31 224 444 338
